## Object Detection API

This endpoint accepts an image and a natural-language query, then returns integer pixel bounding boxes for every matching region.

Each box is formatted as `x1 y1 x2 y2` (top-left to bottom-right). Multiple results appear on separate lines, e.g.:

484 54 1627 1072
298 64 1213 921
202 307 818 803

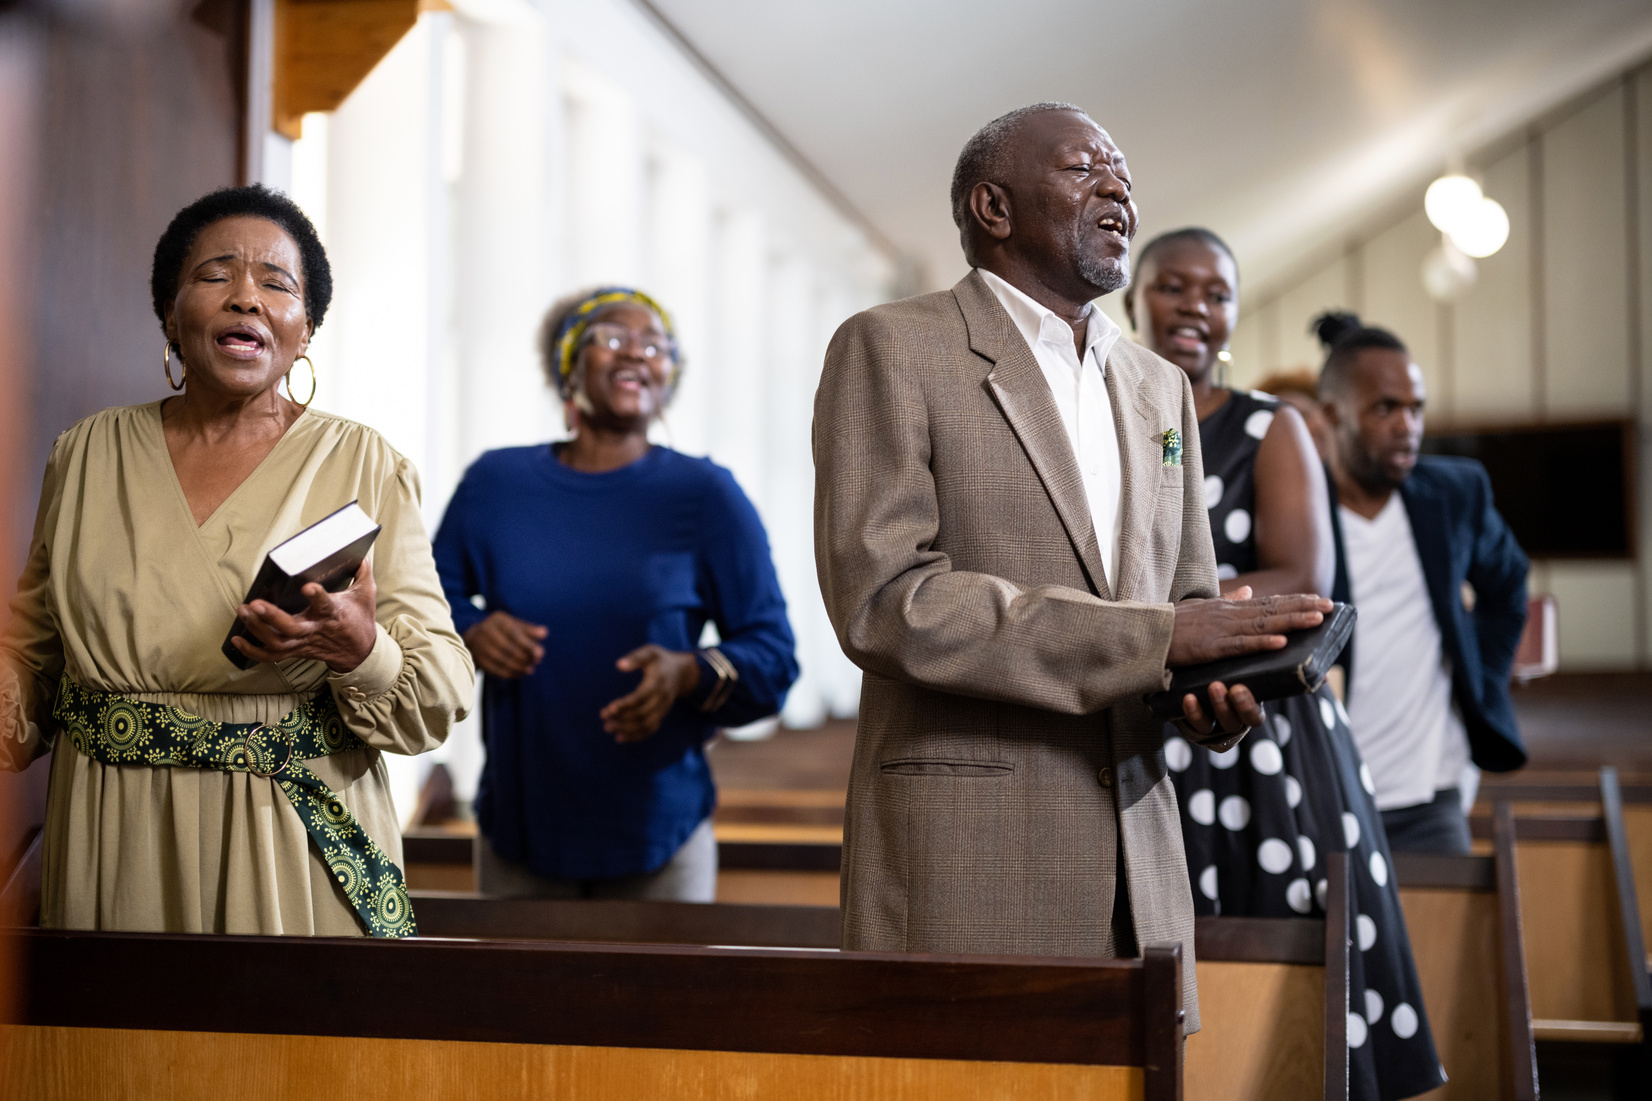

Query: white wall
283 0 892 817
1221 64 1652 673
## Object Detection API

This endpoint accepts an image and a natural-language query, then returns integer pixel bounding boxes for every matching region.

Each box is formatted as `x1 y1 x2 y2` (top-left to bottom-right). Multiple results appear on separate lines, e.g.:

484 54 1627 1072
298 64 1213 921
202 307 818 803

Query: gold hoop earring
286 355 317 408
164 342 185 391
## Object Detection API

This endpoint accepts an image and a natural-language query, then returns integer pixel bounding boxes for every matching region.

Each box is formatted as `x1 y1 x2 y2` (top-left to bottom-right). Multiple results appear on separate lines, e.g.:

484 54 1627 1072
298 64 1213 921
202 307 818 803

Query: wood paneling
0 1027 1143 1101
1400 888 1506 1101
1185 962 1323 1100
30 6 242 490
1544 87 1631 417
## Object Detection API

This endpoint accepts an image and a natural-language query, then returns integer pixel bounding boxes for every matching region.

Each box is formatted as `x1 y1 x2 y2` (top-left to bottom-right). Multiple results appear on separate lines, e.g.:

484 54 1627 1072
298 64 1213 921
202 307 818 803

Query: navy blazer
1333 455 1530 773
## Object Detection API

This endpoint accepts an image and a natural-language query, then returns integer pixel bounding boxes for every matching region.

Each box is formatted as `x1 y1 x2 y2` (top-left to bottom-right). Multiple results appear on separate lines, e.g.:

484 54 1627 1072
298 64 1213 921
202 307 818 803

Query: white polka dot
1391 1002 1419 1039
1209 745 1239 769
1365 989 1384 1025
1360 763 1376 795
1199 865 1219 900
1315 878 1328 909
1335 696 1352 726
1298 835 1316 871
1319 698 1337 730
1224 509 1252 543
1216 563 1239 581
1219 795 1251 831
1250 739 1283 775
1258 838 1293 874
1165 736 1192 772
1188 789 1216 826
1347 1012 1368 1048
1273 714 1292 746
1284 775 1302 808
1342 812 1361 849
1245 409 1276 440
1369 851 1389 887
1286 878 1313 913
1204 475 1224 509
1357 913 1377 951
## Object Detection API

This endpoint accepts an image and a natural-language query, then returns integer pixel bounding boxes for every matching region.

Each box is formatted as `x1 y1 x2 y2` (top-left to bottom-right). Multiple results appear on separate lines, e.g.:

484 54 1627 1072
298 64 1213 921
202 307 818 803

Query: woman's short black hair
150 184 332 334
1312 311 1408 398
1129 226 1238 289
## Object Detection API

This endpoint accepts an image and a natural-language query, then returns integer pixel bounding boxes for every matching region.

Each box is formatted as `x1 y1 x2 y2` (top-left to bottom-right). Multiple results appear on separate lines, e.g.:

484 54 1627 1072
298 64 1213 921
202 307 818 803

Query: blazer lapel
955 272 1111 599
1400 477 1461 651
1106 345 1161 603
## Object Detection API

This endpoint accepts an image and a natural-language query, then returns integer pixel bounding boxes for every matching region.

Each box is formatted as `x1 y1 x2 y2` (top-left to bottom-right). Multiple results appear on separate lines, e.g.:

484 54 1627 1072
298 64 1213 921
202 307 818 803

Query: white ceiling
646 0 1652 299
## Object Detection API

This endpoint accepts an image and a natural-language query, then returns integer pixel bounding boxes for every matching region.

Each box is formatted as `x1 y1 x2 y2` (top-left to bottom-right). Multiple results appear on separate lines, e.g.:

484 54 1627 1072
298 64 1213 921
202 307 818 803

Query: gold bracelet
698 646 739 713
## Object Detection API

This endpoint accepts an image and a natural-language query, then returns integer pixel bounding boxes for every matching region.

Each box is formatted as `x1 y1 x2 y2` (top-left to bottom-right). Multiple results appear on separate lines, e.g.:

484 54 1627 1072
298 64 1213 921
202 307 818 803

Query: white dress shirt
979 269 1125 592
1340 493 1474 810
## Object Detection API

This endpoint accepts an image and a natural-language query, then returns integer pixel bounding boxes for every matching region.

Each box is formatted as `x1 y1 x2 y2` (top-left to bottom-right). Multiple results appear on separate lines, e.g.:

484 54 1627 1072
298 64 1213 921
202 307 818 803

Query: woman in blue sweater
432 287 798 901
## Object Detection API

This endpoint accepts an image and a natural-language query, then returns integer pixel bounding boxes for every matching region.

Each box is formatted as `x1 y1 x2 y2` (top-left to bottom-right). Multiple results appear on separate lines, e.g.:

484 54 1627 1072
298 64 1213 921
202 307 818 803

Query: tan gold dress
0 401 474 936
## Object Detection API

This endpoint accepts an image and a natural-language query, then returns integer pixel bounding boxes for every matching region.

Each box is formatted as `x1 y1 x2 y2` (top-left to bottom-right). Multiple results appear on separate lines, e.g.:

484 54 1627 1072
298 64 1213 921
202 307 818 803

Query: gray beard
1077 247 1130 296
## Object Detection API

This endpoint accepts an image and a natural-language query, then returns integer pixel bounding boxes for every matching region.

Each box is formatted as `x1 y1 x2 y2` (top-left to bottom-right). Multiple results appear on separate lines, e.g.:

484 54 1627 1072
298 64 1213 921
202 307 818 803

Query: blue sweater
432 444 798 879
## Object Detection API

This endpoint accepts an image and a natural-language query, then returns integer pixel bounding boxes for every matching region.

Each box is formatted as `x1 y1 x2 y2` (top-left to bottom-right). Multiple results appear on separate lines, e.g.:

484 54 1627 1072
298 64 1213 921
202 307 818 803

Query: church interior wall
1219 60 1652 673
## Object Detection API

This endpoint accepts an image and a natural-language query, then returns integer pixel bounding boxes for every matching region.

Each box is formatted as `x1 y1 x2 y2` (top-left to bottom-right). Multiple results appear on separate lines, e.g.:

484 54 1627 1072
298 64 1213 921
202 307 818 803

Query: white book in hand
222 501 382 669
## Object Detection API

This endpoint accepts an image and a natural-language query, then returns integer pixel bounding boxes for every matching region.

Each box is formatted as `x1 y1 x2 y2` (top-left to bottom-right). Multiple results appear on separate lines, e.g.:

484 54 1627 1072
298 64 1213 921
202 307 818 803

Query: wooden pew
1456 788 1650 1094
0 928 1187 1101
401 829 846 905
1185 852 1349 1100
410 854 1355 1100
1387 806 1544 1100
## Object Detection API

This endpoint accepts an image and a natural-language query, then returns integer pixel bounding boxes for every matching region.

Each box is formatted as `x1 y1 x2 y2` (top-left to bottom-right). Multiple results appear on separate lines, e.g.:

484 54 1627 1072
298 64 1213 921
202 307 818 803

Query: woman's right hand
463 611 549 679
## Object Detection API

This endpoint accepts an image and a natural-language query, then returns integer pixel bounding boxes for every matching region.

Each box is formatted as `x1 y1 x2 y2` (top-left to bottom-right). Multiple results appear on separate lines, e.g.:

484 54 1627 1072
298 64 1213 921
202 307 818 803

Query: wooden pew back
0 929 1186 1101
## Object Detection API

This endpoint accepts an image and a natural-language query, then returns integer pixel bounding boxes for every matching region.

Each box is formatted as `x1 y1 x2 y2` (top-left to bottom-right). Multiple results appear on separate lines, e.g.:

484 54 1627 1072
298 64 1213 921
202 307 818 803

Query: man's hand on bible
1168 587 1333 742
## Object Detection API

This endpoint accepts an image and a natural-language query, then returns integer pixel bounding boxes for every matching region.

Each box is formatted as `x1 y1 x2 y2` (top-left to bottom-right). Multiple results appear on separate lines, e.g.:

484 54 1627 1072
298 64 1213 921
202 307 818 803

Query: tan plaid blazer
813 269 1218 1030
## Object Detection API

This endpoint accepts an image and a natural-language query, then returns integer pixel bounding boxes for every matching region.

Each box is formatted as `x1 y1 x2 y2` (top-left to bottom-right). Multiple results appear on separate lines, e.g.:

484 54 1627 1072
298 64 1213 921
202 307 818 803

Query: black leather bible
222 501 381 670
1144 602 1356 720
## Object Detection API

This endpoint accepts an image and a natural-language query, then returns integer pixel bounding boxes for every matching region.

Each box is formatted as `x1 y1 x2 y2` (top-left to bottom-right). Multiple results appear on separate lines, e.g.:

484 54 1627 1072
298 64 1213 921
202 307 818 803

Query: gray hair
950 101 1090 257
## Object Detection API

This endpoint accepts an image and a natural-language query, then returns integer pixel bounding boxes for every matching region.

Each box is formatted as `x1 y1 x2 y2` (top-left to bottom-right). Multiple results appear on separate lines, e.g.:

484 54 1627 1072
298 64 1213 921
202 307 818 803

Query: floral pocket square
1162 428 1182 467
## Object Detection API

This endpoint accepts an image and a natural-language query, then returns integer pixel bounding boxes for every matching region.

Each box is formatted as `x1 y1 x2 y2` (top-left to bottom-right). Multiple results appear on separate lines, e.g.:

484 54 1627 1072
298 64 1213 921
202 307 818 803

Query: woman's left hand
600 645 700 743
232 558 379 674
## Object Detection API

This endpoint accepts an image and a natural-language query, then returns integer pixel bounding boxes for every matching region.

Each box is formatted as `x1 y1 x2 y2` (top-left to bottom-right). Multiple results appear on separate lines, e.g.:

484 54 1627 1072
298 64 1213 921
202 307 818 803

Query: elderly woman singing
0 185 473 937
433 287 797 903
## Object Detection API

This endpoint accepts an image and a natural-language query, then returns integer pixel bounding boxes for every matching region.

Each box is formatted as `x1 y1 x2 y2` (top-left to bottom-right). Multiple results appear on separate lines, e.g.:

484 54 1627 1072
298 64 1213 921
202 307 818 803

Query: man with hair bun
814 102 1331 1030
1315 311 1528 852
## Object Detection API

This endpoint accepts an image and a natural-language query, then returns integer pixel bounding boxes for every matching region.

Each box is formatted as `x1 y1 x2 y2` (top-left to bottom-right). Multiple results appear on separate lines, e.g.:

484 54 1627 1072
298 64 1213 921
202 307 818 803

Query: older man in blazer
813 103 1330 1030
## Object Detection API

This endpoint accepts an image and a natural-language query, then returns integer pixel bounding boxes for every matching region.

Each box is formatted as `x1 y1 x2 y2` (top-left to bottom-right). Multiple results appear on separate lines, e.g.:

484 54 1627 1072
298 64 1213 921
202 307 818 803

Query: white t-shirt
1340 493 1473 811
978 269 1124 591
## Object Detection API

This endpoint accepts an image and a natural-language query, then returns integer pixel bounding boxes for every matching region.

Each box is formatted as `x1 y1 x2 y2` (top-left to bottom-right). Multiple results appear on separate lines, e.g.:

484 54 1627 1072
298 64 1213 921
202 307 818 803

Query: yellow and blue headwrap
552 287 679 399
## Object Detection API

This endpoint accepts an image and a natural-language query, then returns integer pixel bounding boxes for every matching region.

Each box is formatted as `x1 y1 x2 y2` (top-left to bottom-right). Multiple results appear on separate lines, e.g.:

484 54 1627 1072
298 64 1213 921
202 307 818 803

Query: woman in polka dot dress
1126 228 1443 1100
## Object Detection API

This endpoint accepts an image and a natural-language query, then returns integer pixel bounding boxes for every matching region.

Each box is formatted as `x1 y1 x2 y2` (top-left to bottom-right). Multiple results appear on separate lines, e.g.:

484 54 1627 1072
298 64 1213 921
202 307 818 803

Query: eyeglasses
581 323 674 362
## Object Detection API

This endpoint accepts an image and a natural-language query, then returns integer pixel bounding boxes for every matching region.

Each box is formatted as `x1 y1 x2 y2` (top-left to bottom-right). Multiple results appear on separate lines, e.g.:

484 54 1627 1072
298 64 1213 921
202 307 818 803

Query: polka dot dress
1172 390 1445 1100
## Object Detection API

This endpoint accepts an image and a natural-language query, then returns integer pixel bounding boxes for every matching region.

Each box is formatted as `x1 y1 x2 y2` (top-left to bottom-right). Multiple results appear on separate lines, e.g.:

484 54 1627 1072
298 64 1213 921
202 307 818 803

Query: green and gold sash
52 676 416 938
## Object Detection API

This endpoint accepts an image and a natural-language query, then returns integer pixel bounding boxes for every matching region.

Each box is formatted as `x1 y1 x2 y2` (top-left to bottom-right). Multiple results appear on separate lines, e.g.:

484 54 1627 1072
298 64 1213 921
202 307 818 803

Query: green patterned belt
52 676 416 939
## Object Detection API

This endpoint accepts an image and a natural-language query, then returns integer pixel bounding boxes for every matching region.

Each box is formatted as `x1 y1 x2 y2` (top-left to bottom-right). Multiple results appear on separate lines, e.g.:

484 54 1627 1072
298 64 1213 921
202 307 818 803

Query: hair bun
1312 310 1362 349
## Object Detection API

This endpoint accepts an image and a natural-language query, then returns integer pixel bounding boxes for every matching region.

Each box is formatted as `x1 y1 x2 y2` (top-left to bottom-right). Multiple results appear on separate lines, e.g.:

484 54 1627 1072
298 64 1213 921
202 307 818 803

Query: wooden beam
271 0 425 140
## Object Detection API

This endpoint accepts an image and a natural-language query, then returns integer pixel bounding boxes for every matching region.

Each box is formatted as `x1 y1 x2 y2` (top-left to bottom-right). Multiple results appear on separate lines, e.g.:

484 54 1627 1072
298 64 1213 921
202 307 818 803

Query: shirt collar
978 267 1121 375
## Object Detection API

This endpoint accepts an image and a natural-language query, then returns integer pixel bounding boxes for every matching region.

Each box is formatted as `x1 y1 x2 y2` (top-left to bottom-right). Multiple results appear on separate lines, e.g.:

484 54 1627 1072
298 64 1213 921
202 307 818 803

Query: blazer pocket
880 757 1014 777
